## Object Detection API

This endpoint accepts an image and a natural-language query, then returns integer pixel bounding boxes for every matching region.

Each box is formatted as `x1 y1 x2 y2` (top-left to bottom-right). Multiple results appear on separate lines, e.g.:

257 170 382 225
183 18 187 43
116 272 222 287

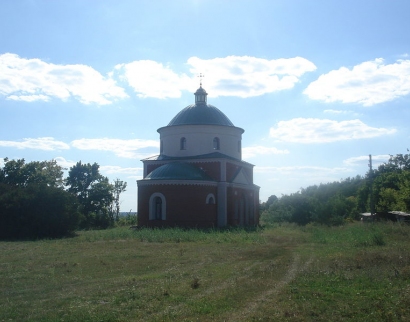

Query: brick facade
138 183 218 228
137 86 260 228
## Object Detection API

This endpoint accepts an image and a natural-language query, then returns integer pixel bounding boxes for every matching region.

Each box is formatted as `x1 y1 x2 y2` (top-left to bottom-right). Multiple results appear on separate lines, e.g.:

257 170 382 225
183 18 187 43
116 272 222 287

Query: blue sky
1 0 410 211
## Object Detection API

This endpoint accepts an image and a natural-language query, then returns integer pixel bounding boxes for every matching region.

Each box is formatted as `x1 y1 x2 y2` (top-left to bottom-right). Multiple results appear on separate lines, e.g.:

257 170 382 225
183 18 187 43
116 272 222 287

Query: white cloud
114 55 316 99
0 53 128 105
7 94 51 102
343 154 390 166
115 60 192 99
0 137 70 150
323 109 360 116
0 54 317 102
269 118 396 143
100 165 142 175
54 157 142 177
54 156 76 169
71 138 159 158
242 145 289 159
304 58 410 106
188 55 317 98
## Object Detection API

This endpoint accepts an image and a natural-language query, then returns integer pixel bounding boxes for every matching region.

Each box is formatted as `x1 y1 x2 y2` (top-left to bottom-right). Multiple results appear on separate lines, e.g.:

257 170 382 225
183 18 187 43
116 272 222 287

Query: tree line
260 152 410 226
0 158 127 240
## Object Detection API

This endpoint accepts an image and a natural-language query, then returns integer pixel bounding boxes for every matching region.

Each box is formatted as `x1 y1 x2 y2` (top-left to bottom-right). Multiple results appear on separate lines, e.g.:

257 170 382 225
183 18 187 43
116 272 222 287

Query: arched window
160 140 163 154
149 193 166 220
206 193 216 205
154 197 162 220
213 137 220 150
180 137 186 150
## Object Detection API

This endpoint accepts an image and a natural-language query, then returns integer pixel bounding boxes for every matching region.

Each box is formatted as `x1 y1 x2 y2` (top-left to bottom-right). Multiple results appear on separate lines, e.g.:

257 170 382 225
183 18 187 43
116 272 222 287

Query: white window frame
206 193 216 205
149 193 166 220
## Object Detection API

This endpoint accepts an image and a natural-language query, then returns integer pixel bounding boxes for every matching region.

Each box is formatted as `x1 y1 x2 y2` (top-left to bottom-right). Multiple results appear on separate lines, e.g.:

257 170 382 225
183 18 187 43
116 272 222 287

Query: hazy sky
1 0 410 211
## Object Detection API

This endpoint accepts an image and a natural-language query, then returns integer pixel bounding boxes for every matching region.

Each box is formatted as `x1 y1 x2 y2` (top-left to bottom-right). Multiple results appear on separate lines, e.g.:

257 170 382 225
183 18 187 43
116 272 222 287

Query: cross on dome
198 73 204 87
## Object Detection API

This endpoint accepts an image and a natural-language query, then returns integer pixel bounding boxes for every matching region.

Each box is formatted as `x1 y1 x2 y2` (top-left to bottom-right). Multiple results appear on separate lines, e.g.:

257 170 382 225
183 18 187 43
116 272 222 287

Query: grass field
1 223 410 321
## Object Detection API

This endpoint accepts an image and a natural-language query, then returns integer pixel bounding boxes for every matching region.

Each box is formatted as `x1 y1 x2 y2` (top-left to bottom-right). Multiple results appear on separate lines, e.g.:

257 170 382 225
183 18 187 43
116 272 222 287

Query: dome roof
166 86 234 127
167 103 234 126
145 162 214 181
195 86 207 95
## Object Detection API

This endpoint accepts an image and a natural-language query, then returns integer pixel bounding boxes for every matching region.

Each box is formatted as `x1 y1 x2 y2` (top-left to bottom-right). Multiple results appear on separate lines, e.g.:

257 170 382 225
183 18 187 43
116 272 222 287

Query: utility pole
369 154 375 219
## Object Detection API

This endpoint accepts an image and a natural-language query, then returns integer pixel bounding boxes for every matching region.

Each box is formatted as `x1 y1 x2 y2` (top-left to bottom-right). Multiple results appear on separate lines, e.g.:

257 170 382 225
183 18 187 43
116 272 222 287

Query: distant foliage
261 152 410 226
116 212 138 226
367 153 410 212
0 158 128 240
261 176 362 226
0 158 80 239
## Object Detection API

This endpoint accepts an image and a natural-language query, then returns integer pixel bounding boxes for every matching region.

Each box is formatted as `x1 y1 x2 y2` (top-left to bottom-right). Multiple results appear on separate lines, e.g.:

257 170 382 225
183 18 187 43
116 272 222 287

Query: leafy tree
377 153 410 173
65 161 114 229
0 158 79 239
0 184 80 239
0 158 64 187
260 194 278 212
357 152 410 213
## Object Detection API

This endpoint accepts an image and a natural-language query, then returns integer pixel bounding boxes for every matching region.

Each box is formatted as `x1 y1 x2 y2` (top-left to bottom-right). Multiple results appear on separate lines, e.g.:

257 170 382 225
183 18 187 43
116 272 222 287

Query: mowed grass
1 223 410 321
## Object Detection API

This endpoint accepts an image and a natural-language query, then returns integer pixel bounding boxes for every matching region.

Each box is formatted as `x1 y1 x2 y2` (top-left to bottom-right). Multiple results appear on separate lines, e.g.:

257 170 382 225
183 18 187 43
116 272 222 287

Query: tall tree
65 161 114 228
112 179 127 222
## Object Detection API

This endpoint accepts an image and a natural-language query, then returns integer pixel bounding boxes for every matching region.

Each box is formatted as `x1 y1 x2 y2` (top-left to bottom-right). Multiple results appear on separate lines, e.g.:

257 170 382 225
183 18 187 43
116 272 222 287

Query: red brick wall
226 186 259 226
190 161 220 181
138 183 218 228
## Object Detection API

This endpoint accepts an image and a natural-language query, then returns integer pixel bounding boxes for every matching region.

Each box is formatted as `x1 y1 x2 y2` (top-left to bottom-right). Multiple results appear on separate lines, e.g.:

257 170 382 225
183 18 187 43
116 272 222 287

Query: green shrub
0 184 80 239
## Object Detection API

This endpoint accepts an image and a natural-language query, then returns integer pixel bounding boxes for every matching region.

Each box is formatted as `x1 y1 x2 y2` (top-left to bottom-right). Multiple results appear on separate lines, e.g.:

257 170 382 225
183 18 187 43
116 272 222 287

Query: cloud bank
0 137 69 150
71 138 159 158
3 54 409 106
304 58 410 106
187 56 317 98
0 53 316 102
0 53 128 105
114 60 192 99
269 118 396 143
0 137 159 159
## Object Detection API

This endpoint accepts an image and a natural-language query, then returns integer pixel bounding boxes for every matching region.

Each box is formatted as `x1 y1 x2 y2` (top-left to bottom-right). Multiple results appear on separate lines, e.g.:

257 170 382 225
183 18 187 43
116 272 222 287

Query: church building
137 84 259 228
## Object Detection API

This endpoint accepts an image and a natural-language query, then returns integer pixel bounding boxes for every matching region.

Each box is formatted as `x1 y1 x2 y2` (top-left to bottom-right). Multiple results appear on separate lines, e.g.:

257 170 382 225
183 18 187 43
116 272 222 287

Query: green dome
167 86 234 127
145 162 214 181
167 104 234 126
